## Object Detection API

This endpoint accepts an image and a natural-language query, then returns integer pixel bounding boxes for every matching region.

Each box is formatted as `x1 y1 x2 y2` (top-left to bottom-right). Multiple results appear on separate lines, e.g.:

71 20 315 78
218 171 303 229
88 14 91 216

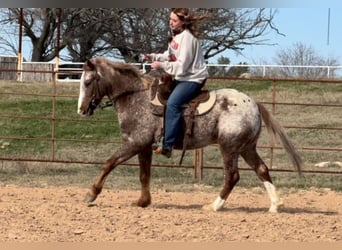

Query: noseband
91 97 113 110
89 95 98 111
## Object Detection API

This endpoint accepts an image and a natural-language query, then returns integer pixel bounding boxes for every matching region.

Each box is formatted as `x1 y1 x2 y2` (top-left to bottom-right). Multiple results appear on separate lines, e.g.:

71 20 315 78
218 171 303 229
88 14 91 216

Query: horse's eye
83 71 97 87
84 79 93 87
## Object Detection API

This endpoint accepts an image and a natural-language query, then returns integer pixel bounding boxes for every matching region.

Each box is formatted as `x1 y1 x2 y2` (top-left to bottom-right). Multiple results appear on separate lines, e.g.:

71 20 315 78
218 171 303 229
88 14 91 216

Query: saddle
149 73 216 117
146 72 216 164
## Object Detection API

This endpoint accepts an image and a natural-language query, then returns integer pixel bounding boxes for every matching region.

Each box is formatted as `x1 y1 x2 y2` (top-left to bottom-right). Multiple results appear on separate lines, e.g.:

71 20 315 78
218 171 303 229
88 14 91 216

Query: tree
102 8 281 62
199 8 281 60
208 56 249 77
63 9 117 62
0 8 66 62
0 9 19 56
100 8 170 62
208 56 231 76
0 8 282 63
227 62 249 77
0 8 82 62
273 42 339 78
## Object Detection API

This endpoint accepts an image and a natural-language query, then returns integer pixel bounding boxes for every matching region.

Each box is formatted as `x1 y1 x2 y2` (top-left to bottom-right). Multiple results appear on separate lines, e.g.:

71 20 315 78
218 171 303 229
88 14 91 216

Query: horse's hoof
84 194 97 203
202 204 213 211
203 197 225 211
269 198 284 213
202 204 219 211
132 199 151 208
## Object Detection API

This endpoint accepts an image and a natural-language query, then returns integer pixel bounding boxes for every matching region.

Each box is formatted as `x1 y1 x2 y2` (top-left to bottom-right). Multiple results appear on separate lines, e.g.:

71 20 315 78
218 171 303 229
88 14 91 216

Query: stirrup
152 141 163 151
152 143 172 158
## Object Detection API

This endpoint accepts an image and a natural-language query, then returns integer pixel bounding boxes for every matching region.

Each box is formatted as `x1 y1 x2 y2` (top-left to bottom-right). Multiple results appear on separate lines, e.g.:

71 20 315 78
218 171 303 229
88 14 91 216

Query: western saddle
146 72 216 164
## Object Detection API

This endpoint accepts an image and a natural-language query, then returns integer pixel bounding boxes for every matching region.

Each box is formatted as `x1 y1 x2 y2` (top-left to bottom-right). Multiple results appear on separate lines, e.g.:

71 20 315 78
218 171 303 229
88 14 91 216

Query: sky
223 8 342 65
1 8 341 67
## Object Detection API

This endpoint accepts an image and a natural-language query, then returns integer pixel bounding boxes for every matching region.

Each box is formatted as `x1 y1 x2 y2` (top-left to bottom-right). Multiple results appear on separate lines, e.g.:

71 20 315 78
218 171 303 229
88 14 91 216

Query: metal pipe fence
0 65 341 179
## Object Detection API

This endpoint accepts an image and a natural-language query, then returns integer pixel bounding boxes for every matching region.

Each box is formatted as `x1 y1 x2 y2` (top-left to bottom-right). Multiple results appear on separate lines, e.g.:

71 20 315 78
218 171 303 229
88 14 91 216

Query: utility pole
327 8 330 46
17 8 23 81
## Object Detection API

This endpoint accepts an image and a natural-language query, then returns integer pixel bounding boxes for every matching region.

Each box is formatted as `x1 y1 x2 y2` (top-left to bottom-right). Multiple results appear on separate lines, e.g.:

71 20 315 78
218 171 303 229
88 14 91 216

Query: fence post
193 148 203 180
269 80 277 169
16 8 23 82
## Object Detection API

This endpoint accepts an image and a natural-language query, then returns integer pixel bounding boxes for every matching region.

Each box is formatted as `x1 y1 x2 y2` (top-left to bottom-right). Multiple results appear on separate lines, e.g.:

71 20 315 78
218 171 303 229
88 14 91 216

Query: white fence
1 56 342 81
207 63 342 79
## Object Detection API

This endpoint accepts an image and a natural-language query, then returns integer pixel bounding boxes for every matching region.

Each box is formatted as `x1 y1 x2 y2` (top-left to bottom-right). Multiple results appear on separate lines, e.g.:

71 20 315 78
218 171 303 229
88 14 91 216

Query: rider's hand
141 54 151 63
151 61 162 70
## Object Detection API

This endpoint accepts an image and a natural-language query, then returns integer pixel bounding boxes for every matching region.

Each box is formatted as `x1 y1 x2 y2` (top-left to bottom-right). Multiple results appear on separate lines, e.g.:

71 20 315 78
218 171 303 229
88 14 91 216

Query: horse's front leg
203 154 240 211
132 146 153 208
84 146 136 203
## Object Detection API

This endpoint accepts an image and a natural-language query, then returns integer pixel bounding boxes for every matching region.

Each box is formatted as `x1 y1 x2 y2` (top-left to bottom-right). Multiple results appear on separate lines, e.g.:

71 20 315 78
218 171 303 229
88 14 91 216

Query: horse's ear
84 59 96 71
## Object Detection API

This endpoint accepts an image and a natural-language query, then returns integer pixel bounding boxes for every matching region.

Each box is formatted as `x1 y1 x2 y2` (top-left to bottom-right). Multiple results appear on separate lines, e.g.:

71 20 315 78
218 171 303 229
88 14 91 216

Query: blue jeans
163 81 202 149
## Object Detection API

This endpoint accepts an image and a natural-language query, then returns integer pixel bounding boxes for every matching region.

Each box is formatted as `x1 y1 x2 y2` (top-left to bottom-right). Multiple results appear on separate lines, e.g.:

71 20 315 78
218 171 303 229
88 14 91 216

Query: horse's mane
91 57 142 80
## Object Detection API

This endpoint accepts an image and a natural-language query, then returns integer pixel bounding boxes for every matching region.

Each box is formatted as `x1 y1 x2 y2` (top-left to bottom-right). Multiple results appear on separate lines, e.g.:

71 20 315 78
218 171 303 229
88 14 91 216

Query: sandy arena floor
0 186 340 242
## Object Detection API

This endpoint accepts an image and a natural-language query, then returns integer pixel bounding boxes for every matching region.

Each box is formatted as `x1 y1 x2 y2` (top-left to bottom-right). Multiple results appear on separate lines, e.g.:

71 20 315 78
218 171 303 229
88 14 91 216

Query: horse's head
77 59 104 116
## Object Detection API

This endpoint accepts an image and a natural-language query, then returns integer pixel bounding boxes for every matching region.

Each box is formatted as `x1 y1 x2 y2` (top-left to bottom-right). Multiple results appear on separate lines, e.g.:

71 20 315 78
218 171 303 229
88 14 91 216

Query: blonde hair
171 8 208 38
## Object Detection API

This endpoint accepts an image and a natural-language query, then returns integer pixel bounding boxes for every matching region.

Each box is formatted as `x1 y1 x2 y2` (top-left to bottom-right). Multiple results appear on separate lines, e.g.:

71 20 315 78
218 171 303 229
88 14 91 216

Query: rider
144 8 209 158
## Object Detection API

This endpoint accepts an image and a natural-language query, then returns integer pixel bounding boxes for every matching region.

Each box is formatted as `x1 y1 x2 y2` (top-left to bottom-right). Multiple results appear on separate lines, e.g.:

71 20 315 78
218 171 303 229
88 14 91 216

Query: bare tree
62 9 116 62
0 8 282 63
200 8 281 59
102 8 282 62
101 8 170 62
274 42 339 78
0 8 68 62
0 9 19 56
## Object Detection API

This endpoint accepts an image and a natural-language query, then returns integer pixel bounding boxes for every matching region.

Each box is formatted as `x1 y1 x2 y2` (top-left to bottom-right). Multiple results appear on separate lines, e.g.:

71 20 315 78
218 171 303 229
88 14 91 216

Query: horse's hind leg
241 146 283 213
132 146 152 208
203 153 240 211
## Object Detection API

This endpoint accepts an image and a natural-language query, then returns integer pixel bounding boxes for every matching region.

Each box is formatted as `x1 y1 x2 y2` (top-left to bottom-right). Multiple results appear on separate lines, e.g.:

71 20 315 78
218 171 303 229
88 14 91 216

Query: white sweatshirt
150 29 208 84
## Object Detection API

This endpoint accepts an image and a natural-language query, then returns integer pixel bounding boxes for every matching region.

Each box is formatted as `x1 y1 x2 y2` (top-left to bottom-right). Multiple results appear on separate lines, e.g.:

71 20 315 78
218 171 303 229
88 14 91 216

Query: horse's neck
114 89 151 133
112 84 149 112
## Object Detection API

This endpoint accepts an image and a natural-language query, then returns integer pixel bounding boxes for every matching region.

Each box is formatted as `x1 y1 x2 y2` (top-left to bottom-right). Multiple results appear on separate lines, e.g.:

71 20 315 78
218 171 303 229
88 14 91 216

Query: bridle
86 71 149 113
84 72 102 115
88 95 99 112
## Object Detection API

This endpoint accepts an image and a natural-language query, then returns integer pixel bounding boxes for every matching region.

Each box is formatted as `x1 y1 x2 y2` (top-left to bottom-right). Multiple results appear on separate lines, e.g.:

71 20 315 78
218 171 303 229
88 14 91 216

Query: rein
99 70 152 109
99 88 149 110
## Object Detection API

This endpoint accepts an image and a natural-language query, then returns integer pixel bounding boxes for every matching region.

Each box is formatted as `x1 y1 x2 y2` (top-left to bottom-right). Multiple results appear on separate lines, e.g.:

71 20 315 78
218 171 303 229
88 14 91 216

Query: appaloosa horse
77 57 302 213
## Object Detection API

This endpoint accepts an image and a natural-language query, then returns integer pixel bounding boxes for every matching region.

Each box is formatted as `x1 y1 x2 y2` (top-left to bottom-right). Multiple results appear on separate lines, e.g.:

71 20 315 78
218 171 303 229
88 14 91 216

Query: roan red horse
77 57 302 213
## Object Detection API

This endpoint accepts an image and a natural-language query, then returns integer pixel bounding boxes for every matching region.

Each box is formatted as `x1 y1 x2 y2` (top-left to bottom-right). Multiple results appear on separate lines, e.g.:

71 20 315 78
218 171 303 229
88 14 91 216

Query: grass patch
207 79 273 92
0 79 341 192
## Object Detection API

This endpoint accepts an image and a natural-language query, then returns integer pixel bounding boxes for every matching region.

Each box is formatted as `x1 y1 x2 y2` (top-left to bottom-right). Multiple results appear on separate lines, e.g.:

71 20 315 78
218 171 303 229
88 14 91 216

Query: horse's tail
257 102 303 175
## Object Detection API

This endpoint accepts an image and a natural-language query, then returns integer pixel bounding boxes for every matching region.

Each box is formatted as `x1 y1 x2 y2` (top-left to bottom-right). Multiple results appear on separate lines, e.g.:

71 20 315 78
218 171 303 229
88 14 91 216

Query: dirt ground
0 185 340 242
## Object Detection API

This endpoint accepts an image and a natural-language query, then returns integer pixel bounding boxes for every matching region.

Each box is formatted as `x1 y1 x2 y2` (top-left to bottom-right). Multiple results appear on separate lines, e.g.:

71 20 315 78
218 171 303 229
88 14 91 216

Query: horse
77 57 302 213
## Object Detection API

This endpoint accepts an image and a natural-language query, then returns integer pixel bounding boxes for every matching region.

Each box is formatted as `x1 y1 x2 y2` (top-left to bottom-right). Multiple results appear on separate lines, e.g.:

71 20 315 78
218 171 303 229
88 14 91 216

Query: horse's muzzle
78 99 97 116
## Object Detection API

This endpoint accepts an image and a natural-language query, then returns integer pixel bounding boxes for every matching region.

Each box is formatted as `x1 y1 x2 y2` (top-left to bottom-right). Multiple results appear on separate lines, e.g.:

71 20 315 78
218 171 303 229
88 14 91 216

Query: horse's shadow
154 203 203 210
153 203 338 215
